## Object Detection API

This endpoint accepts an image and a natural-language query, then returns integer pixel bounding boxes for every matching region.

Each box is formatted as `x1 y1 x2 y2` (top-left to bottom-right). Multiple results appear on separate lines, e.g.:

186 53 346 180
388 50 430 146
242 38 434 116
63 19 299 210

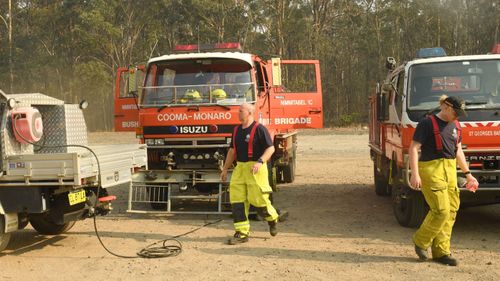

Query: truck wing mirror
386 57 396 70
377 91 390 121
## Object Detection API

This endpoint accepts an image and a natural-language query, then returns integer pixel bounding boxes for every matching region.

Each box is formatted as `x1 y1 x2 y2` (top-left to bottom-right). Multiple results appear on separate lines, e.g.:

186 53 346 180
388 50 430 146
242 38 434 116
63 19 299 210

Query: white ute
0 90 146 252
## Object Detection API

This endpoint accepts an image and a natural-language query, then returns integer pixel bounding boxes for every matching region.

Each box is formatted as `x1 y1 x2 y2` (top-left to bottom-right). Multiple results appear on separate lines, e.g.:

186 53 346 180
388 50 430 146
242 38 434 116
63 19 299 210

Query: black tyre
282 148 296 183
0 215 11 252
276 167 284 183
282 161 295 183
29 214 76 235
374 161 390 196
148 186 168 210
392 184 428 228
18 213 29 230
268 162 277 192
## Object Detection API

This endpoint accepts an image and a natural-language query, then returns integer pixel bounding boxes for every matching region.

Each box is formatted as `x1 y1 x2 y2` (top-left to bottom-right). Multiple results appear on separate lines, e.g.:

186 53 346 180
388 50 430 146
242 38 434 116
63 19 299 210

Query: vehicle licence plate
68 190 86 206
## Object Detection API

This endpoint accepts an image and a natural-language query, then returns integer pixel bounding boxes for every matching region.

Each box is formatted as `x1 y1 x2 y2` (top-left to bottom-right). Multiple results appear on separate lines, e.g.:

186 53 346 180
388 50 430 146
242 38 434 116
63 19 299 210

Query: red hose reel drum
11 107 44 144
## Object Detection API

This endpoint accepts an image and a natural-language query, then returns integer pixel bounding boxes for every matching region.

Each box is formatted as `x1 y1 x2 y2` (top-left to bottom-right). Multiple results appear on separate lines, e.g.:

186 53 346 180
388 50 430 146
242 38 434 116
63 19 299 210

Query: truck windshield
408 59 500 110
140 58 255 107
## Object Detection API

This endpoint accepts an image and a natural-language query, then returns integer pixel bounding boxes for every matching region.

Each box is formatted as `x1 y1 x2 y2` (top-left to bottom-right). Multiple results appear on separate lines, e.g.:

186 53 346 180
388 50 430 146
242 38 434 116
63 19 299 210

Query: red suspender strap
232 125 239 157
454 120 461 146
247 122 260 158
429 115 443 151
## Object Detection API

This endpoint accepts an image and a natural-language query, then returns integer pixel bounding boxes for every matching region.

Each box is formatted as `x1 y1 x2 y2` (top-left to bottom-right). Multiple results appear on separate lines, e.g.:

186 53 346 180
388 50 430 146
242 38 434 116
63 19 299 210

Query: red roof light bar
214 43 241 49
173 44 199 52
491 44 500 54
173 43 242 53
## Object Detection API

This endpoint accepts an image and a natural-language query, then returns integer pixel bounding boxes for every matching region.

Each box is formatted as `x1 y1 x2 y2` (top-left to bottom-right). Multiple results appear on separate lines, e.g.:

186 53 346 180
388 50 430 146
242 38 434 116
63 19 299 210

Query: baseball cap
444 96 467 117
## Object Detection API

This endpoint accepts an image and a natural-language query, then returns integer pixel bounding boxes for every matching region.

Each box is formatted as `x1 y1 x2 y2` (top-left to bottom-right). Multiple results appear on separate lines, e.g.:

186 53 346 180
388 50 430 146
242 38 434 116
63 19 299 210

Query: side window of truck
119 67 145 98
394 72 404 120
276 64 317 93
119 71 132 98
255 62 267 93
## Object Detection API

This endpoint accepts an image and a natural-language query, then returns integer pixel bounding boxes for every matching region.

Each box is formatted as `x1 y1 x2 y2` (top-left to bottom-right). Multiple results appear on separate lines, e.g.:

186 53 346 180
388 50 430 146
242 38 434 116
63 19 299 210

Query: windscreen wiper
156 102 232 112
157 105 170 112
157 100 178 112
465 101 488 105
420 106 440 119
211 104 231 111
465 102 500 110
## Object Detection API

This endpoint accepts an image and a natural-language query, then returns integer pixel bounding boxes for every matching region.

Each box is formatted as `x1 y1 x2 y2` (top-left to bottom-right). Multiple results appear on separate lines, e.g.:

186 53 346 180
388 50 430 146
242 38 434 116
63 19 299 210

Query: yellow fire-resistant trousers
413 158 460 258
229 161 279 235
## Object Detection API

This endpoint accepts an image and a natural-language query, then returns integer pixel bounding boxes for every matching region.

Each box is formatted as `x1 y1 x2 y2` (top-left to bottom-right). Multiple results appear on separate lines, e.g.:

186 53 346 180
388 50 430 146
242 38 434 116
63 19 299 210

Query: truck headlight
154 139 165 145
145 139 155 145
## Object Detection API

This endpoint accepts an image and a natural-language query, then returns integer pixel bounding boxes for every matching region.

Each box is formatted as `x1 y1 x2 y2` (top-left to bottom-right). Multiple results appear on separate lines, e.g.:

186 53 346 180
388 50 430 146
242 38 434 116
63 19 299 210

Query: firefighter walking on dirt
409 95 479 266
220 103 280 244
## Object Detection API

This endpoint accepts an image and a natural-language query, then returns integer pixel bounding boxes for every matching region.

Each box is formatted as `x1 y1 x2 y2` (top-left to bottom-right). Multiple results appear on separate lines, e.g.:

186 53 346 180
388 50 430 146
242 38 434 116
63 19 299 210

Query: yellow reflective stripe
234 221 250 227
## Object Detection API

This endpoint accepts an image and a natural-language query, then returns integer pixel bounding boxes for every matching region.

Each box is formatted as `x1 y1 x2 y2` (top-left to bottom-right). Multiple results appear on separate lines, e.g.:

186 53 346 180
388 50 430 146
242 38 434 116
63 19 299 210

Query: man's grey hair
241 103 255 114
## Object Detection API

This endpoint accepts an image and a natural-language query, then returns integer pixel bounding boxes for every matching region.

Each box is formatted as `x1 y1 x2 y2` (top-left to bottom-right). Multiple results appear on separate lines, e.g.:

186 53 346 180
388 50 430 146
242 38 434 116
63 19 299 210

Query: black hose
11 113 223 258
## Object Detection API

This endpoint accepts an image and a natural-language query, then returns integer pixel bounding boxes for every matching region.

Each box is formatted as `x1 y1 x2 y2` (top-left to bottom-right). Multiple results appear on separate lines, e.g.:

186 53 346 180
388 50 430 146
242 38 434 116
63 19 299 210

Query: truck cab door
114 66 144 131
268 59 323 130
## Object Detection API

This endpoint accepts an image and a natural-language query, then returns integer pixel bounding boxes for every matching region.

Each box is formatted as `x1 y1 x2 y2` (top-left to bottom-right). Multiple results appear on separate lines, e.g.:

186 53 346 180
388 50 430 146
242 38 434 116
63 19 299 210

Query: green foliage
0 0 498 130
339 113 361 126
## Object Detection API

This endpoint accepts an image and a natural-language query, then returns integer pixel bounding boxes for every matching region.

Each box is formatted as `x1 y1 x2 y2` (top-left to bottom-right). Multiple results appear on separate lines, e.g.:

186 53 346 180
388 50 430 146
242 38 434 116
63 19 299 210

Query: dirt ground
2 129 500 281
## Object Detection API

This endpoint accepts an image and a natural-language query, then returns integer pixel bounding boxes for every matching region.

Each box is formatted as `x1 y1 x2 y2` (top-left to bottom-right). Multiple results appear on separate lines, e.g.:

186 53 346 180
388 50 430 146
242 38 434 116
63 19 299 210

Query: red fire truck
369 45 500 227
114 43 323 213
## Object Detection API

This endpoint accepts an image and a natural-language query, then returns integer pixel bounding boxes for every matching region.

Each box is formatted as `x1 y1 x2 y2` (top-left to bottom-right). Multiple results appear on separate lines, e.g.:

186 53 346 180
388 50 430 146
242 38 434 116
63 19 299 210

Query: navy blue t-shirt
232 121 273 162
412 115 462 161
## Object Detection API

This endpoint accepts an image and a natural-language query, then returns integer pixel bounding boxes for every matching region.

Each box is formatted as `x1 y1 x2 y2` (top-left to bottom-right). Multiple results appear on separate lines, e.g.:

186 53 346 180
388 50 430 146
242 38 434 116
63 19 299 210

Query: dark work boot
414 244 428 261
227 232 249 245
277 209 289 222
433 255 458 266
268 220 278 236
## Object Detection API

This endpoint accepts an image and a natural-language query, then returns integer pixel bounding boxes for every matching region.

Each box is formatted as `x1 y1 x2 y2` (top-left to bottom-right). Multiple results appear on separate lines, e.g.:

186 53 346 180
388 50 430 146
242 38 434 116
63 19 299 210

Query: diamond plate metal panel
1 108 34 159
0 93 67 160
36 105 88 154
64 104 88 148
5 93 64 107
0 94 88 170
36 105 67 153
0 104 33 171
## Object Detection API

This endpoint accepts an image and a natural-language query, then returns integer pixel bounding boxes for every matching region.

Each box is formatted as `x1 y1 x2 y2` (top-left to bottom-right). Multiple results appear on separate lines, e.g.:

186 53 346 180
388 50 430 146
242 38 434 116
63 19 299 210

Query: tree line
0 0 498 130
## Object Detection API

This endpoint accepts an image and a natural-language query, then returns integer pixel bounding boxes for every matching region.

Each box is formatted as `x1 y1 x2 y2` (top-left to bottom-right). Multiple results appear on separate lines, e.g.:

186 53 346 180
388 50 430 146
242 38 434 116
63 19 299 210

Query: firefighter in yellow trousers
409 95 478 266
220 103 279 244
